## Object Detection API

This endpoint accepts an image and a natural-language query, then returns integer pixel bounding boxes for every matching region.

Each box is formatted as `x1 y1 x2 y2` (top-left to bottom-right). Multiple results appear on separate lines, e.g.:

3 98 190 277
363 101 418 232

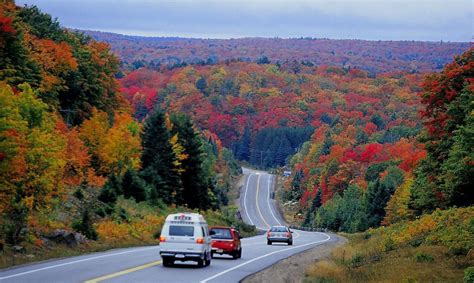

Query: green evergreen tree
72 209 98 240
339 185 366 232
122 169 147 202
141 108 181 204
236 126 251 161
365 168 403 228
303 187 322 227
195 77 207 95
171 113 211 209
98 173 121 204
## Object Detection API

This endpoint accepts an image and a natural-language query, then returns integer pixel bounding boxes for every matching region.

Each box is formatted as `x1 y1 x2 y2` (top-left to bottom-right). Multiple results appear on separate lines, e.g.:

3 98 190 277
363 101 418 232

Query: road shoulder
241 234 347 283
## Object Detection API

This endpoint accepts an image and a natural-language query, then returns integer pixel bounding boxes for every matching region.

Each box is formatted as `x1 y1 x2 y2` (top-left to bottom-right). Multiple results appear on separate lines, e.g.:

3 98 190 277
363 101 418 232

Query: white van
159 213 212 267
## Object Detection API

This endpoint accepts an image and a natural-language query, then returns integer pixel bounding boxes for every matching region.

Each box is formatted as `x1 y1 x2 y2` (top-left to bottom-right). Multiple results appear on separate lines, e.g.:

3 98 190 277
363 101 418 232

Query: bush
464 267 474 283
414 252 434 262
350 254 365 268
383 236 396 251
72 209 98 241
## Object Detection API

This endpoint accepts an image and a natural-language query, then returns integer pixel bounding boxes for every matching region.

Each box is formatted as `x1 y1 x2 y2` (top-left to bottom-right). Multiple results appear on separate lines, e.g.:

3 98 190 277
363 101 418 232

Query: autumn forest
0 2 473 281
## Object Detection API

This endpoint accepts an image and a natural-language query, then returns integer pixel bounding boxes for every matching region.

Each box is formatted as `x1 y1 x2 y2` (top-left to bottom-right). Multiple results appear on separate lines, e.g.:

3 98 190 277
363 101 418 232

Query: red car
209 226 242 259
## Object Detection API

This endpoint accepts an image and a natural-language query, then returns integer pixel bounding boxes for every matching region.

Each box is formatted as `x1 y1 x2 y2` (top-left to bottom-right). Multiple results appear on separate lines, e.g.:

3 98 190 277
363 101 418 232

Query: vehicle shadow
161 263 202 269
211 256 238 260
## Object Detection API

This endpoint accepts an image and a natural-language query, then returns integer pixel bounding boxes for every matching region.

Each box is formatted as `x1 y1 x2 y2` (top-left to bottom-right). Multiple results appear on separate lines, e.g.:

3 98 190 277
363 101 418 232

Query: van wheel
288 240 293 246
237 248 242 259
267 240 272 245
204 252 211 266
197 258 204 267
232 250 239 259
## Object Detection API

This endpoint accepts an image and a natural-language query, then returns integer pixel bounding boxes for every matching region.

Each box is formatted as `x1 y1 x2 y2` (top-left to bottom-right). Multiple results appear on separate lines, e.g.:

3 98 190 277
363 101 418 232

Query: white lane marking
266 174 282 226
200 233 331 283
255 174 270 230
243 174 255 226
0 247 158 280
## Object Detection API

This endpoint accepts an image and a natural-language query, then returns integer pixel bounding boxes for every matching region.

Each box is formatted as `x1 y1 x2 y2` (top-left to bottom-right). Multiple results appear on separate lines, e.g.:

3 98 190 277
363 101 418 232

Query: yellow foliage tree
0 83 67 243
100 113 142 175
383 177 413 225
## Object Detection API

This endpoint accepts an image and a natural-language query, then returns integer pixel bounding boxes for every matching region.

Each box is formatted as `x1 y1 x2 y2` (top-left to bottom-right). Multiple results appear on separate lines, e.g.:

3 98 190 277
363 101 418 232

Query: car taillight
159 236 166 242
286 232 291 237
267 232 272 237
196 237 204 244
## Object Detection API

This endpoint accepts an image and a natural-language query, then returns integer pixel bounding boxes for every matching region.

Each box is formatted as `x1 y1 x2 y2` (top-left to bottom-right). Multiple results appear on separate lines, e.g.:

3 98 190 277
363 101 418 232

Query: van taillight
196 238 204 244
267 231 272 237
159 236 166 242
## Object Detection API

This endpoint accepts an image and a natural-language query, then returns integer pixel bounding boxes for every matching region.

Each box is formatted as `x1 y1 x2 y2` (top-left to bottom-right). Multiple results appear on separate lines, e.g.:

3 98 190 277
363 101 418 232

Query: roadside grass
275 175 302 225
304 207 474 283
226 172 245 206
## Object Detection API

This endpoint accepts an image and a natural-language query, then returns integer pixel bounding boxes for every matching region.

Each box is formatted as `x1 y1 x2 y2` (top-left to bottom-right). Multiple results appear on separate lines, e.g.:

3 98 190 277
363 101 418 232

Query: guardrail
288 225 329 232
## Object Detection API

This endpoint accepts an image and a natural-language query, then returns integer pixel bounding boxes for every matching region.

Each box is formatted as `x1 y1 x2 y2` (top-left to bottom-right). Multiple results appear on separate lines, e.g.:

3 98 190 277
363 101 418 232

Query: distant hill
82 30 469 74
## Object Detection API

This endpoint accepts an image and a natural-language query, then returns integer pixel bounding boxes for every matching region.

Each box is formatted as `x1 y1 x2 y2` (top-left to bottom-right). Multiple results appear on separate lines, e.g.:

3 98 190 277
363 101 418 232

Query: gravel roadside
241 233 347 283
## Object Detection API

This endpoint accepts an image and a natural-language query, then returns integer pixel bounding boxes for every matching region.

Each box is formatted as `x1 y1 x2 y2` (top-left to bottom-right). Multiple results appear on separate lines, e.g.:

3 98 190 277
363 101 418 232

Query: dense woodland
0 3 240 251
291 49 473 233
86 30 469 74
119 61 425 170
0 3 472 276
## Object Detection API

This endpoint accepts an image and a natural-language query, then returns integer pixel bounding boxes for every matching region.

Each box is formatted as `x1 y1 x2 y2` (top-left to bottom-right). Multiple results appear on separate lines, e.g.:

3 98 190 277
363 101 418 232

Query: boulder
45 230 87 247
12 245 25 253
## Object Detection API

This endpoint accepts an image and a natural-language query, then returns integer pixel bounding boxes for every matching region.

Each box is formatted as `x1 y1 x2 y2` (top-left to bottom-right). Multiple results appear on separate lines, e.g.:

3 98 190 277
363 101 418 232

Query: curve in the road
242 173 255 226
241 170 284 230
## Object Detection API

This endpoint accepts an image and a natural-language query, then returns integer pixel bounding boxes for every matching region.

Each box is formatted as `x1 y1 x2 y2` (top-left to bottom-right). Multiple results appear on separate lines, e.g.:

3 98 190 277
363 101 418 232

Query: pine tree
236 126 251 161
140 108 181 204
98 174 121 204
171 114 211 209
122 169 147 202
303 187 322 227
365 167 403 228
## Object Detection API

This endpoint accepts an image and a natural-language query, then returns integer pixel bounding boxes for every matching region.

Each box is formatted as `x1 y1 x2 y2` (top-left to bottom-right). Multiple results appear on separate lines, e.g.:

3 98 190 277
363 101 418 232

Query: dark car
267 226 293 245
209 226 242 259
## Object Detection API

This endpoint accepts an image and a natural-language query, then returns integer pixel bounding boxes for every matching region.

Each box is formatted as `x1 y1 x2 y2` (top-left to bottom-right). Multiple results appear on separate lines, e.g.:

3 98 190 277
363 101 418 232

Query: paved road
0 169 334 283
240 168 286 230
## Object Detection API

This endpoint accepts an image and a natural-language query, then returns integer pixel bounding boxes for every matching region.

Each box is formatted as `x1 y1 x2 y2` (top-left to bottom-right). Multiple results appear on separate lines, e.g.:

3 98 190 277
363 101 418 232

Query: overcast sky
16 0 473 41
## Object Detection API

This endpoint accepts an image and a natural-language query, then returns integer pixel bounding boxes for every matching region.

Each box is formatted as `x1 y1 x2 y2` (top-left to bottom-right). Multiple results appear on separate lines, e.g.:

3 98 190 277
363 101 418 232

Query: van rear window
169 225 194 236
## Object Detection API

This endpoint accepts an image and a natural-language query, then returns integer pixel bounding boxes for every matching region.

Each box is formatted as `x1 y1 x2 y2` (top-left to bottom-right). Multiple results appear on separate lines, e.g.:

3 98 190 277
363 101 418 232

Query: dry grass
306 260 345 282
305 233 472 283
227 174 244 205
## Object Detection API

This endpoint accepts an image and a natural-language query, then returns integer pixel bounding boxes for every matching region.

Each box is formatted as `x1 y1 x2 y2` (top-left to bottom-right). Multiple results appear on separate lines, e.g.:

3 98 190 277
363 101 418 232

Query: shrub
464 267 474 283
350 254 365 268
414 252 434 262
383 236 396 251
72 209 98 241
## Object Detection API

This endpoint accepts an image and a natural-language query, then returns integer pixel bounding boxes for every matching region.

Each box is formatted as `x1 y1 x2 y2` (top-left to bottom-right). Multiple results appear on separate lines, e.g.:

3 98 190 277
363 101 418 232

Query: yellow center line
84 260 162 283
